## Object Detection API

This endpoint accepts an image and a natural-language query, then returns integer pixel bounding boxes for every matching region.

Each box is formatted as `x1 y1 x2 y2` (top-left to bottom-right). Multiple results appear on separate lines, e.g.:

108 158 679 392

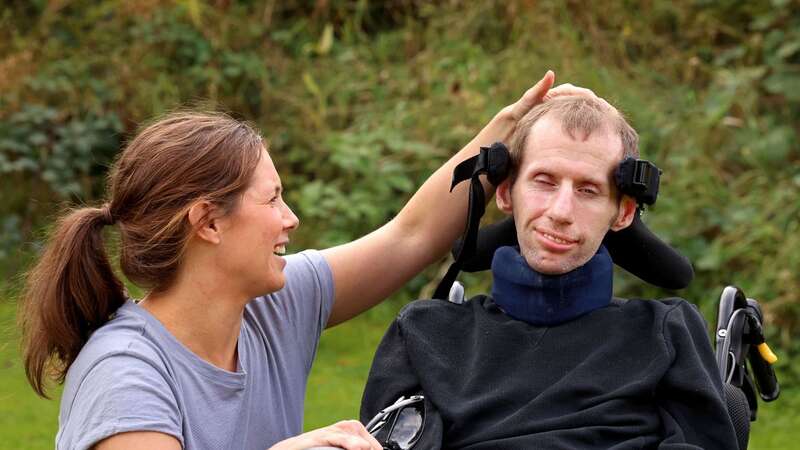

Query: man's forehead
523 114 623 162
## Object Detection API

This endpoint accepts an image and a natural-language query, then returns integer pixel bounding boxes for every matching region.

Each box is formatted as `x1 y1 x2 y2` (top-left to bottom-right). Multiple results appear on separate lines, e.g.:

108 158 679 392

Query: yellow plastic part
758 342 778 365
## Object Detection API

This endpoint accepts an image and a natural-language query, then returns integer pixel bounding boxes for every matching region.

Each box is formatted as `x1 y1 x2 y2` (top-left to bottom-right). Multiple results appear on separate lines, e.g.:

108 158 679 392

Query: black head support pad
434 142 693 299
615 157 662 209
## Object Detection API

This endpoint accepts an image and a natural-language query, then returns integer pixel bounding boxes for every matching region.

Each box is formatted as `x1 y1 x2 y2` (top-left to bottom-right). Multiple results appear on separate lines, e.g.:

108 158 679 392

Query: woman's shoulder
248 249 334 329
81 301 163 354
58 341 182 450
65 301 172 389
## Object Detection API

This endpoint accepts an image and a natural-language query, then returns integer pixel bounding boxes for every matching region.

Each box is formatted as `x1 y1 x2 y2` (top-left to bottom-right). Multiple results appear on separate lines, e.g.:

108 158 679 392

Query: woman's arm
94 432 182 450
322 71 556 326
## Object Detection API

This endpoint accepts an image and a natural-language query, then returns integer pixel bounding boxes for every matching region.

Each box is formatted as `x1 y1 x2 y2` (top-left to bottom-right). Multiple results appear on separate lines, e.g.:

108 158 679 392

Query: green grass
0 297 61 449
304 299 405 428
0 293 795 449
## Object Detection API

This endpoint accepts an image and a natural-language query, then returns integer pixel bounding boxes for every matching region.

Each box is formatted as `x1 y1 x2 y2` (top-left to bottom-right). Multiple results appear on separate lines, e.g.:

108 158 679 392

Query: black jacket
361 296 738 449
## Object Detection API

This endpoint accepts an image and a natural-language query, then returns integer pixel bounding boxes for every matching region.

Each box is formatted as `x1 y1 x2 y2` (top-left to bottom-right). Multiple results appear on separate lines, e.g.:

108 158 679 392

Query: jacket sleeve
656 301 739 449
360 314 444 448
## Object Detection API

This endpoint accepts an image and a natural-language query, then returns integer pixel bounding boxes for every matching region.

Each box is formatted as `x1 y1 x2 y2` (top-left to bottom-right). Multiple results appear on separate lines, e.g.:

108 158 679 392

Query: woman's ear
610 195 637 231
188 201 221 244
496 179 514 215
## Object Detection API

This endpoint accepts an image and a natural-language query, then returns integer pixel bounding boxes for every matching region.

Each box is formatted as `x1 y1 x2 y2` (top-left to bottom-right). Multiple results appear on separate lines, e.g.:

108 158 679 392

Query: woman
20 71 580 449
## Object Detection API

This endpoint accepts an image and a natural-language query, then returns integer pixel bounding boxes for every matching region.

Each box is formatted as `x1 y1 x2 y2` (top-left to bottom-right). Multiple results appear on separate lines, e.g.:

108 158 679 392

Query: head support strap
432 142 509 300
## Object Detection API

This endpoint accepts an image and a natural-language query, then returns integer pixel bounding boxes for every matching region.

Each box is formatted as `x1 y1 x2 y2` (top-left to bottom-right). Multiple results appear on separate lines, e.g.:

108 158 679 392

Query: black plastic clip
615 158 661 208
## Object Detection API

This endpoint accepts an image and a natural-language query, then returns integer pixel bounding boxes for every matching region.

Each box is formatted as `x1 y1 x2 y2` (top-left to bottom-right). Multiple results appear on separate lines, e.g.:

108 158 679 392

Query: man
360 96 739 449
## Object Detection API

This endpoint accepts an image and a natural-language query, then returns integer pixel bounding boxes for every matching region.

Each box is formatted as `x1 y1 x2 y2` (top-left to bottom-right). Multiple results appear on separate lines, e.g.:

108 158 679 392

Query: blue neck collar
490 245 613 326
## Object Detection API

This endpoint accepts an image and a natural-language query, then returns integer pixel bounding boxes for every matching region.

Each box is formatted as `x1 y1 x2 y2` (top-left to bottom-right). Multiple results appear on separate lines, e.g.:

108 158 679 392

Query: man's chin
522 251 580 275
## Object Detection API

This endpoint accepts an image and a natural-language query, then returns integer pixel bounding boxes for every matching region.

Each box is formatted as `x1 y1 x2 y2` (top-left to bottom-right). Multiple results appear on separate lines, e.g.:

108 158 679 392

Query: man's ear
496 179 514 215
610 195 637 231
187 201 221 244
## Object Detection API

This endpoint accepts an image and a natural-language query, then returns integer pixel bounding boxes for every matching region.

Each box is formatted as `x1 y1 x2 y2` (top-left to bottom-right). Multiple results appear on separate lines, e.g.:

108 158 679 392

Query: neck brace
490 245 613 326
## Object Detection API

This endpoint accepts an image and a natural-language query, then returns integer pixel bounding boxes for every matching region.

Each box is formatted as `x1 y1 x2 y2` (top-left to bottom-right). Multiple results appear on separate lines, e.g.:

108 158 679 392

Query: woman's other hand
269 420 382 450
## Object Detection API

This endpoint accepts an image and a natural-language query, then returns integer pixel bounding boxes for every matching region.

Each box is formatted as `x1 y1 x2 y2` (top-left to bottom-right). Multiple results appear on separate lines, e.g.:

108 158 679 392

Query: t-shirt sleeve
57 354 183 450
655 301 739 449
248 249 335 371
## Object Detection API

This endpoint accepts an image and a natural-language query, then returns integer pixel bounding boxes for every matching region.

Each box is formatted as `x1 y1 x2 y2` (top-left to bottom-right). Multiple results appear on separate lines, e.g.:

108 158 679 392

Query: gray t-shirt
56 250 335 450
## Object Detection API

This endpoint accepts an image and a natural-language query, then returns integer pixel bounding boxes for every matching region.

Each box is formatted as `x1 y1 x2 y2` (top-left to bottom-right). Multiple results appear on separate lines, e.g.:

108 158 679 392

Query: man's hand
269 420 382 450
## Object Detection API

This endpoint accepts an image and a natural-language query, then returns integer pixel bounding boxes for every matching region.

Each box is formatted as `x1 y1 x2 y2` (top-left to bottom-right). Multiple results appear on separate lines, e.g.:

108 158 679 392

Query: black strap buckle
449 142 509 191
615 158 661 208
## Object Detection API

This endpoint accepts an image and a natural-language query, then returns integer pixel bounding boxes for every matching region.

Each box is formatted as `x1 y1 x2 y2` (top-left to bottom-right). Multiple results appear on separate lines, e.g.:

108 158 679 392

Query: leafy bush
0 0 797 380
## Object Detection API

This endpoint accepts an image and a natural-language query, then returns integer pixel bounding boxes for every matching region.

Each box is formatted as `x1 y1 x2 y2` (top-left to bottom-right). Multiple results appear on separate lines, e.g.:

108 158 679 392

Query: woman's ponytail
20 205 126 398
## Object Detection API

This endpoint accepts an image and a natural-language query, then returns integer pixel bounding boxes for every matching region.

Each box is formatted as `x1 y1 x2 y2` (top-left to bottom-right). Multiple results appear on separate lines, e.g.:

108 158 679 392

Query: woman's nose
282 202 300 231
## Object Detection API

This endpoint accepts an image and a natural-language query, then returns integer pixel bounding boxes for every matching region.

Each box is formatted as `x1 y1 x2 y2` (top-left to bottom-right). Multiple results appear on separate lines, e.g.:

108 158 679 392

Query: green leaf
764 71 800 101
777 40 800 59
302 72 322 98
317 24 335 56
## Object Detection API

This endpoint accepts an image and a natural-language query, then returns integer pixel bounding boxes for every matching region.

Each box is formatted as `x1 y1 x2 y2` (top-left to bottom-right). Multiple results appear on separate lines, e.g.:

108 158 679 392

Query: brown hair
19 111 264 397
508 96 639 183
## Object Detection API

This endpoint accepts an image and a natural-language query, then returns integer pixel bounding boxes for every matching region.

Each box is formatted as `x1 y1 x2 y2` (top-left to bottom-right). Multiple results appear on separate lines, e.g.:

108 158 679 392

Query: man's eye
534 178 555 187
579 188 599 196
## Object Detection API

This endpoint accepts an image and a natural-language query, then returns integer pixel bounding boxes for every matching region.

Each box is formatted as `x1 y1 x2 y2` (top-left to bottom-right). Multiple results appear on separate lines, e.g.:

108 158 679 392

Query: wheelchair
313 144 781 450
338 235 781 450
310 278 780 450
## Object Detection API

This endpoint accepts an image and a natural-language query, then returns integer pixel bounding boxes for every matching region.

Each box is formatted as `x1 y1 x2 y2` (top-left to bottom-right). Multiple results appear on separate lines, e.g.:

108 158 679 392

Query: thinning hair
508 95 639 183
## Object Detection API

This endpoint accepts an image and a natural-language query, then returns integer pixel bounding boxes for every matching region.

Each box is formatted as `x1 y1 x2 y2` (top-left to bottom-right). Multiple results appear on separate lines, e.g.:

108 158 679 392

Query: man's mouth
535 229 578 251
540 231 576 245
273 245 286 256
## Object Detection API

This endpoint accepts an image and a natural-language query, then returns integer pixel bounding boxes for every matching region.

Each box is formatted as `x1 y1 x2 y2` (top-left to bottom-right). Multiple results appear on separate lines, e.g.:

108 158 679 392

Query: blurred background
1 0 798 448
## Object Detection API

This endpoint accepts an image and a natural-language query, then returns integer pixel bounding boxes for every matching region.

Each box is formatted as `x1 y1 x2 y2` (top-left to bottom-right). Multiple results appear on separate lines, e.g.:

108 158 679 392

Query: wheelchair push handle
744 311 780 401
716 286 780 402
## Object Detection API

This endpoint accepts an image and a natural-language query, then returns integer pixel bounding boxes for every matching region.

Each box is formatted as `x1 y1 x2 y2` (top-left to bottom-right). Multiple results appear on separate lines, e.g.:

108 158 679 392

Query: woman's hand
494 72 606 135
269 420 382 450
496 70 556 124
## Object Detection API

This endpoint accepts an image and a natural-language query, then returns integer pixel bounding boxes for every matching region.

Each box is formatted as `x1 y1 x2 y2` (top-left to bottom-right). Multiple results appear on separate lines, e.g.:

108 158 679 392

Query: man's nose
547 185 575 224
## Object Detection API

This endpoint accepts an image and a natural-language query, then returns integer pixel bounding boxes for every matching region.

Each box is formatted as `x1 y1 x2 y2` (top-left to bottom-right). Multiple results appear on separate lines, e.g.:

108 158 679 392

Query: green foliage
0 106 122 198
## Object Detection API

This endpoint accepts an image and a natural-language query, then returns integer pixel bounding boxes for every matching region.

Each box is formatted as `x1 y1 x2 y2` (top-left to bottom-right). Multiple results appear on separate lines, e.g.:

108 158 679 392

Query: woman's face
216 149 299 298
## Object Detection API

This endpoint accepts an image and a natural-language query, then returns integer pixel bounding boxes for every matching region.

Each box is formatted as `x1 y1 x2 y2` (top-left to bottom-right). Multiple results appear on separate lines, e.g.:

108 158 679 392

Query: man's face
497 114 633 274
